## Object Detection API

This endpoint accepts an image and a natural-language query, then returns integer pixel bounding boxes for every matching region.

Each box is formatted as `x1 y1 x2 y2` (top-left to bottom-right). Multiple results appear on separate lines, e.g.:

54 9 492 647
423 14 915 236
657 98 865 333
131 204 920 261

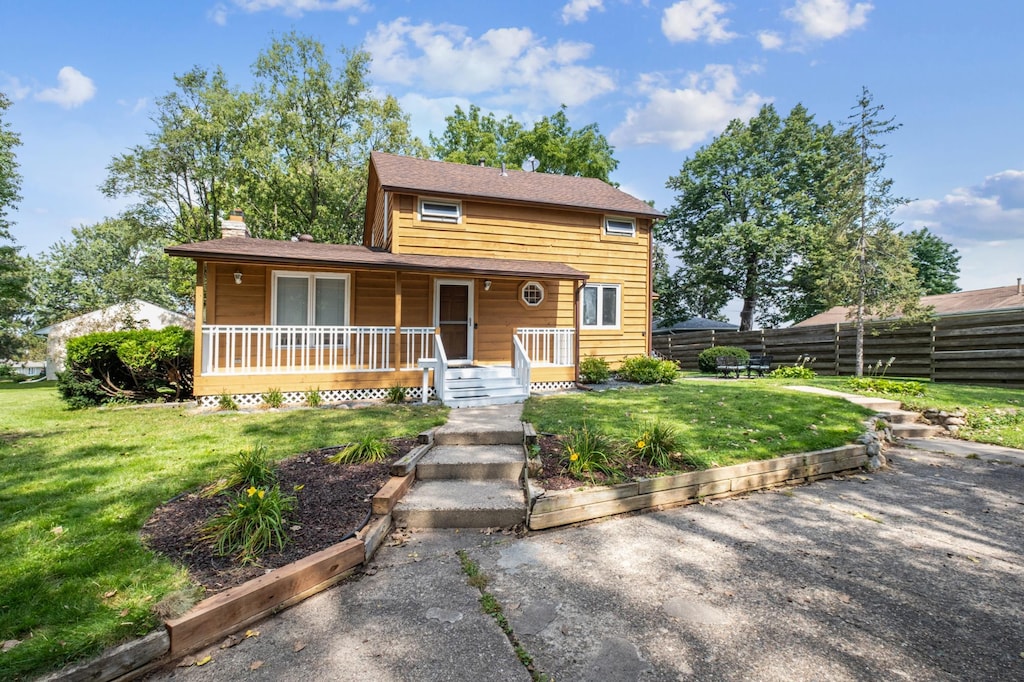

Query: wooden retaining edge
372 473 415 515
523 422 538 447
166 538 364 657
391 443 432 476
357 513 393 562
528 445 867 530
417 428 436 445
38 630 170 682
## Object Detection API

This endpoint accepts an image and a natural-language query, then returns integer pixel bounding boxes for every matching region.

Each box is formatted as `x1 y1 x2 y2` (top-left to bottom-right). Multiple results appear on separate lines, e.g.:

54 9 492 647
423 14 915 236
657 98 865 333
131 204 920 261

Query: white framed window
604 216 636 237
419 198 461 223
272 271 350 327
581 283 620 329
520 281 545 307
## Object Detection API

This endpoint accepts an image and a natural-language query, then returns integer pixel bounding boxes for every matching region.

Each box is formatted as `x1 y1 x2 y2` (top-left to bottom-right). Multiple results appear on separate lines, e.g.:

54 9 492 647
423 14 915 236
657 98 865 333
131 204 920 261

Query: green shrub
204 484 295 564
630 419 679 468
697 346 749 373
617 355 679 384
846 377 925 396
218 392 239 410
304 388 322 407
769 365 817 379
327 435 395 464
57 326 193 407
385 384 409 404
562 423 616 477
579 356 611 384
262 387 284 408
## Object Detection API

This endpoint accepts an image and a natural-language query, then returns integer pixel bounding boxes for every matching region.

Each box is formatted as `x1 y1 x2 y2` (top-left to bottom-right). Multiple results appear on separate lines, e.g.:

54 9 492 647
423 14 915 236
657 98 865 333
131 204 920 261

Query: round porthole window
521 281 544 307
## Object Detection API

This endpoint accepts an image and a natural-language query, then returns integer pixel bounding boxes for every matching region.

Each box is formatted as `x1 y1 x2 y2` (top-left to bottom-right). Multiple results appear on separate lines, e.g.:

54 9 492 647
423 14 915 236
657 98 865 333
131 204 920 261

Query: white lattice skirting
530 381 576 392
198 386 435 409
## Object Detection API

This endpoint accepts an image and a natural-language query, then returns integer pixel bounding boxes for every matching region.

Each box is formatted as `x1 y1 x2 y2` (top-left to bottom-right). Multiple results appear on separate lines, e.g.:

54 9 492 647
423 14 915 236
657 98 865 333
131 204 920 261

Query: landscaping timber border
528 444 868 530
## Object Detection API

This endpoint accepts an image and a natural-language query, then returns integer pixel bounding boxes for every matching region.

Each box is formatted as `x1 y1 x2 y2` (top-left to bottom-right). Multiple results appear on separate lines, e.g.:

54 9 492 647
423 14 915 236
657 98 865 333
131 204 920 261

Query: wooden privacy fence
652 309 1024 387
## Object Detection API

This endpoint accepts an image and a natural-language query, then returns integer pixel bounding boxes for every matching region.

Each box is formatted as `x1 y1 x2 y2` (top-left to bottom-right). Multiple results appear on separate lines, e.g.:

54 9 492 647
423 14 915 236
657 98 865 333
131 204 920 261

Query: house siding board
389 193 651 364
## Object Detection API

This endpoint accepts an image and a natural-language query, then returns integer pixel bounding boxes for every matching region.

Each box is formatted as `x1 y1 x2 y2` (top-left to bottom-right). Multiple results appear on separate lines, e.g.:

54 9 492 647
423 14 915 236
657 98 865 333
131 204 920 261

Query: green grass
524 380 873 469
0 382 446 680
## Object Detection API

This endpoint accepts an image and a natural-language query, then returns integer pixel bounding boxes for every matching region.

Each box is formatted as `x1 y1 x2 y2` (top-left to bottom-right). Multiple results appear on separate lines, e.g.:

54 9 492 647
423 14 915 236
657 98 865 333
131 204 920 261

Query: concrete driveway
147 442 1024 681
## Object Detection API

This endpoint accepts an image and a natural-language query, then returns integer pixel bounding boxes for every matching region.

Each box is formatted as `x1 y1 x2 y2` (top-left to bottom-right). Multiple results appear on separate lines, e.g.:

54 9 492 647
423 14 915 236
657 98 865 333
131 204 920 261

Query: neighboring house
2 360 45 378
166 151 664 407
793 281 1024 328
35 300 192 380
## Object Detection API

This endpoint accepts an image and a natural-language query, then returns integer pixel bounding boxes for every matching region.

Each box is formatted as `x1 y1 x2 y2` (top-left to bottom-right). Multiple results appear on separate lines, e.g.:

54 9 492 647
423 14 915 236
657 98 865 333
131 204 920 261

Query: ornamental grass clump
630 419 679 469
327 434 395 464
562 423 616 478
205 441 278 497
262 387 285 408
204 484 295 564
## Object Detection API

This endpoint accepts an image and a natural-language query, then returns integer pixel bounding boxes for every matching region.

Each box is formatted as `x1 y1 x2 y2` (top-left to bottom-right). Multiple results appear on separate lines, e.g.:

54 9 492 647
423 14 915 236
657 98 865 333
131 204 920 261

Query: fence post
833 323 841 376
929 323 937 382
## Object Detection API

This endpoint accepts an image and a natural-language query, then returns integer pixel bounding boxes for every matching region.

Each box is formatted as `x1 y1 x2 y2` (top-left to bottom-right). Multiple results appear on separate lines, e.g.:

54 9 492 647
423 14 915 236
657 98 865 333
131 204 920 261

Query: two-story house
166 152 664 407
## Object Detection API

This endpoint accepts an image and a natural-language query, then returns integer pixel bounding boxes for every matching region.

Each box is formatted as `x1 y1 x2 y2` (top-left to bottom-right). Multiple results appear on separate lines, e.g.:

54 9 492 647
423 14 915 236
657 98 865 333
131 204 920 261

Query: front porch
193 325 578 407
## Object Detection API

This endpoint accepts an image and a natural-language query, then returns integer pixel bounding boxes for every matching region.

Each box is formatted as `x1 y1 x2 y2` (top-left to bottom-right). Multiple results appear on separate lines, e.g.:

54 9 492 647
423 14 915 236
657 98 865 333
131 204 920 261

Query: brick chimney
220 209 250 239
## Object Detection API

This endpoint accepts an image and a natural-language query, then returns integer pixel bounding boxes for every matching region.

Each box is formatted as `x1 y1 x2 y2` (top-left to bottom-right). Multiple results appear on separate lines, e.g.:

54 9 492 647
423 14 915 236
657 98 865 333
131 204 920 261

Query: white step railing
200 325 434 375
512 335 531 392
516 327 575 366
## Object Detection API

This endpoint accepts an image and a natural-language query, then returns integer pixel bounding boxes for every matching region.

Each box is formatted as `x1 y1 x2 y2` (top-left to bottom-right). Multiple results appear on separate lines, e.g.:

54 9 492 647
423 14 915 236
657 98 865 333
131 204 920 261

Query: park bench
716 356 746 379
746 354 773 378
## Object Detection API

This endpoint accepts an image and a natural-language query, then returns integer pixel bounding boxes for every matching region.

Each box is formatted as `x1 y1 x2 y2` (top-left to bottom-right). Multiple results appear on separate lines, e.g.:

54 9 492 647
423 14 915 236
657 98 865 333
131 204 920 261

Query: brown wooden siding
386 195 651 364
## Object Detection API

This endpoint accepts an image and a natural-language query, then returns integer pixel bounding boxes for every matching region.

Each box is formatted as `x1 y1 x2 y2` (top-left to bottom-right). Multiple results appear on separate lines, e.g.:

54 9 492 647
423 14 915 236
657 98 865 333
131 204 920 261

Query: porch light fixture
234 270 243 285
484 280 492 291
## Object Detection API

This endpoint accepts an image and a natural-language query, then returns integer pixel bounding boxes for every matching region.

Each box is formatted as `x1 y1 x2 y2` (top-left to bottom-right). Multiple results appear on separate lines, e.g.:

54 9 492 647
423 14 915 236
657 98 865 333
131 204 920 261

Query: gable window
272 272 350 327
604 216 636 237
520 281 545 307
419 198 461 223
581 283 620 329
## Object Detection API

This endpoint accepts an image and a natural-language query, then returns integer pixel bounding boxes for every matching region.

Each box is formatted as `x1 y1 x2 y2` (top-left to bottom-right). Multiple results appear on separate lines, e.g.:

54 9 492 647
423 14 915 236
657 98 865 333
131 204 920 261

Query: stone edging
527 444 868 530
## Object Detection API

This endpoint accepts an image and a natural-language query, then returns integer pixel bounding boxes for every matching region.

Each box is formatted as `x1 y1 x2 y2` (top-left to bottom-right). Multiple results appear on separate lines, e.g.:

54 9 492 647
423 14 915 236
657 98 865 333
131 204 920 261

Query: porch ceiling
165 238 589 281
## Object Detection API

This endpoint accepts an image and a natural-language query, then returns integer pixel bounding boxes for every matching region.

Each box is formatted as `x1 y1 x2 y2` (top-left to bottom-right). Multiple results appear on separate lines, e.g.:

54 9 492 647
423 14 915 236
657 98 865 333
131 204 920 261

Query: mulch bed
141 438 417 594
531 433 671 490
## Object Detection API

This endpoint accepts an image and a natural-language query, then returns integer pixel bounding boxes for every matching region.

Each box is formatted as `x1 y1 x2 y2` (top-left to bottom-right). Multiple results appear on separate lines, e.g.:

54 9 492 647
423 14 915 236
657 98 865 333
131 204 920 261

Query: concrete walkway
145 440 1024 681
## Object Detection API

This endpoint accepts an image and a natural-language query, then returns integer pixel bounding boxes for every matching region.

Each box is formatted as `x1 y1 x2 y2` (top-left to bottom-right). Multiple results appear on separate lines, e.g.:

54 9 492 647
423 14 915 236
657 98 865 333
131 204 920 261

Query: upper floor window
582 283 620 329
420 199 461 223
604 216 636 237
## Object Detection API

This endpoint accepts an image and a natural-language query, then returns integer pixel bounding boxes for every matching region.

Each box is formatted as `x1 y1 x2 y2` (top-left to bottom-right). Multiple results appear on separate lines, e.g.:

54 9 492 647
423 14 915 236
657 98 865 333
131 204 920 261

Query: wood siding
383 194 652 365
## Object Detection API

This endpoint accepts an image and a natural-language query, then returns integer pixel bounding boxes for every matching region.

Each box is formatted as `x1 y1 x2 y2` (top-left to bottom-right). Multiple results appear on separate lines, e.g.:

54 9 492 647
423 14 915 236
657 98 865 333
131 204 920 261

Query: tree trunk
739 297 756 332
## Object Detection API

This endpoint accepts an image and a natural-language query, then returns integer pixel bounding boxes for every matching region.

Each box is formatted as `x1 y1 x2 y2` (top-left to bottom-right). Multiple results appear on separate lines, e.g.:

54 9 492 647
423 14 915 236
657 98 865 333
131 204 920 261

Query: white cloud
208 3 228 25
758 31 784 50
610 65 767 151
2 75 31 100
662 0 737 44
896 170 1024 245
35 66 96 109
117 97 149 114
365 19 615 109
230 0 367 16
783 0 872 40
561 0 603 24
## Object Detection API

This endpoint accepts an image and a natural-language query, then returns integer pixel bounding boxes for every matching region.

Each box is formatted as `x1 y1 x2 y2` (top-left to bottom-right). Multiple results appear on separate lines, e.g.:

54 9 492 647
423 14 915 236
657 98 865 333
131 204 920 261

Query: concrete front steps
443 365 528 408
393 404 528 529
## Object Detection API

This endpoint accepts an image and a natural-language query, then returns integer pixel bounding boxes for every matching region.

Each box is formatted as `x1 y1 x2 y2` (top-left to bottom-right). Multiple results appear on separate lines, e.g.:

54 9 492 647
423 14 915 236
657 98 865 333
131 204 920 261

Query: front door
435 280 473 363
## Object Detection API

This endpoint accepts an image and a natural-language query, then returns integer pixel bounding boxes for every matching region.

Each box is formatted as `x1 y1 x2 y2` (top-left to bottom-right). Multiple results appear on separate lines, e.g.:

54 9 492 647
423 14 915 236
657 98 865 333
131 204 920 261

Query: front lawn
0 382 446 680
524 380 873 472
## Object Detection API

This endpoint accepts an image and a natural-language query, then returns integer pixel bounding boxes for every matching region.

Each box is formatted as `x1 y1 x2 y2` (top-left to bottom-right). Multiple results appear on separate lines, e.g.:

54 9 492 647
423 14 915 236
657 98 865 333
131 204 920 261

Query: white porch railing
516 327 575 366
200 325 434 375
433 333 449 403
512 335 531 392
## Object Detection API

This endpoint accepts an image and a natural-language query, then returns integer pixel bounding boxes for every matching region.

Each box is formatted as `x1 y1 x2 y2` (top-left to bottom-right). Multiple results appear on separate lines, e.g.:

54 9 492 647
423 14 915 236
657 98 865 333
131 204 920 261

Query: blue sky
2 0 1022 320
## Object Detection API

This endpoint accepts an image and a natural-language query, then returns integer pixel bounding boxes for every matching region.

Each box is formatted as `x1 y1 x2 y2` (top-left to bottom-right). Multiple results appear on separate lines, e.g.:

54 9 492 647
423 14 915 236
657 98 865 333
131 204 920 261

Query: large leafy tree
245 32 426 243
431 104 618 182
104 33 426 247
907 227 960 295
103 67 248 244
813 88 924 375
660 104 832 330
32 215 183 327
0 91 33 361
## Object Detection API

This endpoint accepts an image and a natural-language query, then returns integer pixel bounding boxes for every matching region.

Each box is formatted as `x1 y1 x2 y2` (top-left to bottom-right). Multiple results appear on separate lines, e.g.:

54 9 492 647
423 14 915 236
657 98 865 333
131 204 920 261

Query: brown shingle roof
370 151 665 219
165 238 588 281
793 284 1024 327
